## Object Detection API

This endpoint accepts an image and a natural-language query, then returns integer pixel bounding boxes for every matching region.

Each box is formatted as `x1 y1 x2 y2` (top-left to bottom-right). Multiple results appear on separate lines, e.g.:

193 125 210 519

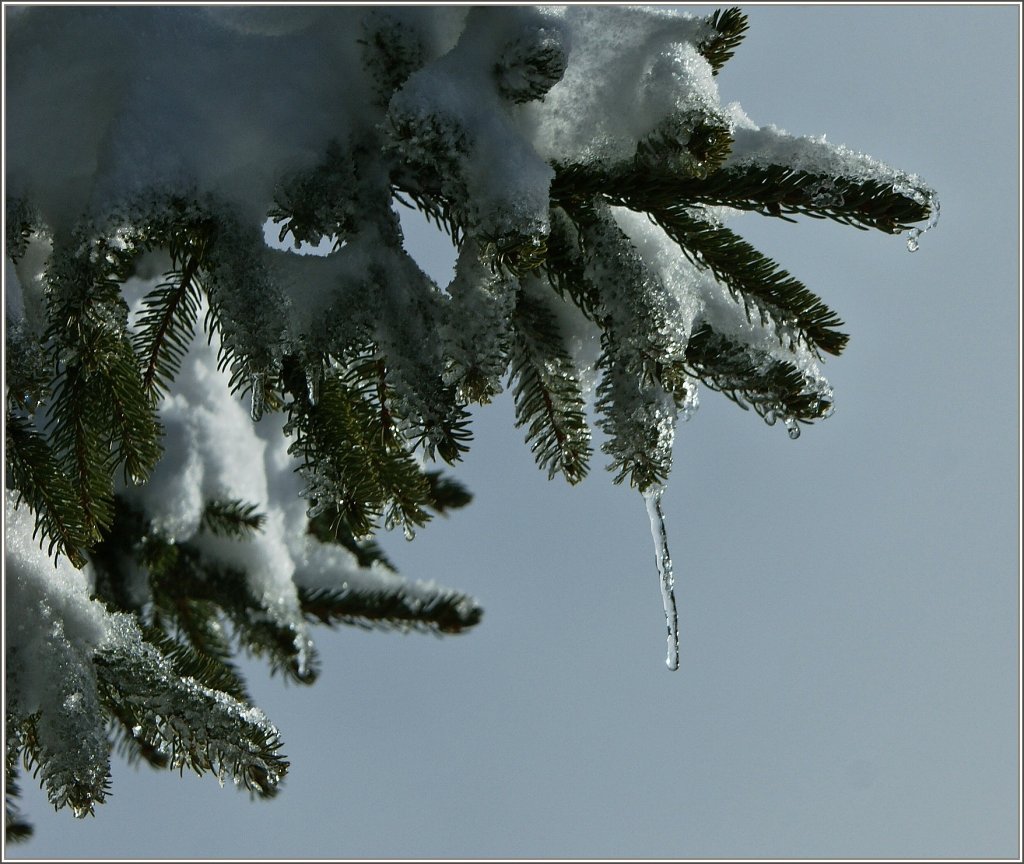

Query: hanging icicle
643 486 680 671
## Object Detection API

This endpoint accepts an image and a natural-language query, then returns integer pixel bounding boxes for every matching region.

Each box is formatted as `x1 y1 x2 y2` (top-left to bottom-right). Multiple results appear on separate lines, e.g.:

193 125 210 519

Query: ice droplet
644 487 679 671
906 228 920 253
784 416 801 439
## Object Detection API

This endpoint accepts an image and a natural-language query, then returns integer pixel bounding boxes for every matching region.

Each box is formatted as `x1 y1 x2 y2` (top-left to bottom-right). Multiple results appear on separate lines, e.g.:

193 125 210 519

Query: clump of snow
529 6 711 166
5 493 113 814
5 492 109 714
441 240 517 400
610 207 704 345
386 6 562 242
7 231 53 337
728 118 932 199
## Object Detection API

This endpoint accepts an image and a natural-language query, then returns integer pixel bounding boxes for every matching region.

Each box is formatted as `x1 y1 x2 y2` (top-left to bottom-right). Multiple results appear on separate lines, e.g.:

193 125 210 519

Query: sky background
8 4 1020 860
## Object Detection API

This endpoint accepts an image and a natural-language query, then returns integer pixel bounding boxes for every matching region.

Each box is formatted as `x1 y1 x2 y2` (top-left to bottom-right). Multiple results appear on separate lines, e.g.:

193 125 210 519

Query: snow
4 492 108 715
529 6 712 167
4 493 113 814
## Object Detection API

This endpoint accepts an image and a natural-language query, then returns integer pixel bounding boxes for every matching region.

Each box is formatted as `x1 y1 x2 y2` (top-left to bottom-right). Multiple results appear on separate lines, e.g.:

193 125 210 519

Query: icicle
306 366 321 406
250 374 265 421
644 486 679 671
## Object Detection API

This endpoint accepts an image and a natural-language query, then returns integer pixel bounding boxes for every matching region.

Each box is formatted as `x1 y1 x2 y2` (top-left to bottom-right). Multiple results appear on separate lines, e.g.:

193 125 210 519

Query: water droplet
644 487 679 671
784 417 800 439
402 523 415 541
906 228 921 253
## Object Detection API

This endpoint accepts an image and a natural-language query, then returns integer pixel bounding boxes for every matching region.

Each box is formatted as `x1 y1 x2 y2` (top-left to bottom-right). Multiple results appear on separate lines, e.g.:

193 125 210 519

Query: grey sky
8 4 1020 859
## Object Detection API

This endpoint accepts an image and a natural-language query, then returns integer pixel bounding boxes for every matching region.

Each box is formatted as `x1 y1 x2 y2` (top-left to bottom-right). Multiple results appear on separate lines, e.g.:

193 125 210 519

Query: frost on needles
3 5 937 840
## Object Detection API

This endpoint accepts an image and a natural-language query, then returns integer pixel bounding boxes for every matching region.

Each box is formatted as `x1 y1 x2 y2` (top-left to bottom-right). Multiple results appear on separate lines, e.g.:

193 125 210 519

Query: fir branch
96 495 312 687
423 470 473 514
308 505 398 572
493 22 568 104
551 173 848 356
698 8 749 75
42 239 163 524
685 322 834 424
649 209 849 356
5 196 39 263
307 470 469 569
5 738 34 843
595 349 677 492
102 338 166 484
509 290 593 484
359 10 428 108
106 716 171 770
392 187 465 247
552 162 933 235
94 623 289 799
88 494 153 614
141 626 250 704
636 164 931 233
196 213 288 417
269 140 357 248
478 230 549 277
201 499 266 538
10 703 111 820
5 413 91 567
541 207 602 322
133 256 204 403
282 354 434 539
138 527 316 686
42 361 116 544
442 240 518 404
5 317 52 414
635 110 733 179
299 584 483 635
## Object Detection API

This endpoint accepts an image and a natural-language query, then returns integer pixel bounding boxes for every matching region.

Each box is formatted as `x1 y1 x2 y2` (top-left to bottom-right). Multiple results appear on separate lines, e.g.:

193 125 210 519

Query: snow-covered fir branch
3 5 936 841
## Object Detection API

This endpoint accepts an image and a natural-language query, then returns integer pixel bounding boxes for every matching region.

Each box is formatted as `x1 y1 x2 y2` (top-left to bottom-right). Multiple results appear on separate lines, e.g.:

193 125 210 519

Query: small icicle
644 486 680 671
894 182 940 252
306 367 321 405
784 416 801 439
250 374 265 422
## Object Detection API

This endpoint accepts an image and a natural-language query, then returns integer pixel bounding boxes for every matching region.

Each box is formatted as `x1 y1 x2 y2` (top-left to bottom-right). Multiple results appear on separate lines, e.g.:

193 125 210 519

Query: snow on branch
4 4 937 838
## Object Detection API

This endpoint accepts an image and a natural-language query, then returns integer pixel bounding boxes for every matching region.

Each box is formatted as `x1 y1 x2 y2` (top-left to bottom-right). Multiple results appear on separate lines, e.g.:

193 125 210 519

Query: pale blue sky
8 4 1020 859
